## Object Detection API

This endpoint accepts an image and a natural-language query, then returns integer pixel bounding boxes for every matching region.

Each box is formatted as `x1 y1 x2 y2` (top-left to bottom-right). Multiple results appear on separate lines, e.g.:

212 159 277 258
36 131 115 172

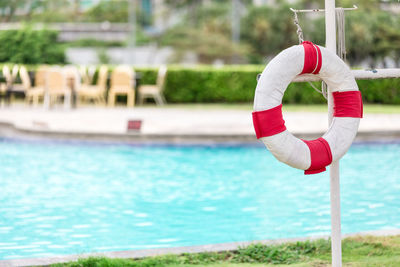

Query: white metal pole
325 1 341 267
128 0 136 65
231 0 240 44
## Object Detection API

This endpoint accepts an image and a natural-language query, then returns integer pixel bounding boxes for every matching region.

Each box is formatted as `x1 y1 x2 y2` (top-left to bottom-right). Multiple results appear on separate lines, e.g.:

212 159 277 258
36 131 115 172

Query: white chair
78 65 108 105
26 65 48 106
44 68 71 109
79 65 90 86
2 65 27 104
64 65 81 92
108 65 135 107
3 65 19 87
2 65 14 88
138 65 167 105
15 66 31 92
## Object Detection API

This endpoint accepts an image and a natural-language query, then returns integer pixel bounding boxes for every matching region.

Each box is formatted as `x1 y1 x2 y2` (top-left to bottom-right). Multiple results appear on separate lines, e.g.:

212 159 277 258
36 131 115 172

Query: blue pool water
0 139 399 260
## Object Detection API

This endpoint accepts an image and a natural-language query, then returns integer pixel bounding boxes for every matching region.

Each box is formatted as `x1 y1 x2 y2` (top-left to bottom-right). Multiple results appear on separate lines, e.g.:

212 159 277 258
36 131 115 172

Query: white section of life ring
254 44 360 170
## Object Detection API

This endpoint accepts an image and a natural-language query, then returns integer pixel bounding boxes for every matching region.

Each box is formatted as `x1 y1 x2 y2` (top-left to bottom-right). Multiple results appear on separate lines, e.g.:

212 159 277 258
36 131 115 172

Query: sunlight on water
0 139 399 259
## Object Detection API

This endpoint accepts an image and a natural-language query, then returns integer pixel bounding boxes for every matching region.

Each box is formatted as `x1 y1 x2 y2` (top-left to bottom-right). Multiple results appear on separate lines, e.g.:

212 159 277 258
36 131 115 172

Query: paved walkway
0 106 399 141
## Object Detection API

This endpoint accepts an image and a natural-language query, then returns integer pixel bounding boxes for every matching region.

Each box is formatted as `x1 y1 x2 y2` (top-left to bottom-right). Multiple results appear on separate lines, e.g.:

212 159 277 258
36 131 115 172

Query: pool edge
2 228 400 267
1 121 400 144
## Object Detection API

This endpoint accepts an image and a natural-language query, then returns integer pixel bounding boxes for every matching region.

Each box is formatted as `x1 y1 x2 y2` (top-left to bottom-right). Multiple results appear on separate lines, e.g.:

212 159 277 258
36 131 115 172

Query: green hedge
4 64 399 104
0 28 65 64
136 66 400 105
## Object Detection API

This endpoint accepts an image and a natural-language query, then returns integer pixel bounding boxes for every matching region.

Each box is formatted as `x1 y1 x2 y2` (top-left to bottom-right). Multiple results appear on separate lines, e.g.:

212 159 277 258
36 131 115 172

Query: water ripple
0 141 399 260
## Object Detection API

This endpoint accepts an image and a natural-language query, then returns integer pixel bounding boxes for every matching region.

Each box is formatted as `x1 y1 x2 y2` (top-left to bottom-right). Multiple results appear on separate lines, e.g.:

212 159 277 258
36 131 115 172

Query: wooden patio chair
138 65 167 105
78 65 108 106
25 65 48 106
107 65 135 107
46 68 71 108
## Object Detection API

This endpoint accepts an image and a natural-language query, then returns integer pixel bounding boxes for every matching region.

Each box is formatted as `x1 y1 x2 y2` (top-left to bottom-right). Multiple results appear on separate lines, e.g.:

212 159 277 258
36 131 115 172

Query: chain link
291 9 328 99
292 11 304 44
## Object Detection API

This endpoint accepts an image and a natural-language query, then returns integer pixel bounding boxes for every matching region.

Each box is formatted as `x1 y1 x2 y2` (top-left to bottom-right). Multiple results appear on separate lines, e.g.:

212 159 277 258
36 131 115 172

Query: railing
293 68 400 82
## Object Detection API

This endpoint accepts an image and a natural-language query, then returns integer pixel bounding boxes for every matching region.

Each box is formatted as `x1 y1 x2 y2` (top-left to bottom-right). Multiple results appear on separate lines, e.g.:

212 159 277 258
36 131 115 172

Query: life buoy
252 41 363 175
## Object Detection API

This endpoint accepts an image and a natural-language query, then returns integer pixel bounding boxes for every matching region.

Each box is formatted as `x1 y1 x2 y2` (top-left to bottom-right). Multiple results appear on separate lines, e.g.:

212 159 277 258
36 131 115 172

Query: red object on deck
127 120 142 131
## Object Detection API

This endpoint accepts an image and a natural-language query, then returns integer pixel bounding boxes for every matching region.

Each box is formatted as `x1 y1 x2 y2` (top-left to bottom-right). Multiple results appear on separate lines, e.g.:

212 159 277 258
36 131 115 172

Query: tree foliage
85 0 128 23
241 3 298 63
161 27 248 64
0 0 40 22
160 1 249 63
0 27 65 64
160 0 400 66
241 0 400 66
306 7 400 67
0 0 398 66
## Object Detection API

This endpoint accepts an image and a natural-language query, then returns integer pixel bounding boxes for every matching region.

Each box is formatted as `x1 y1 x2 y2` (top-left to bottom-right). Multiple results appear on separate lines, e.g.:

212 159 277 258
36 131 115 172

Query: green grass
152 103 400 114
53 235 400 267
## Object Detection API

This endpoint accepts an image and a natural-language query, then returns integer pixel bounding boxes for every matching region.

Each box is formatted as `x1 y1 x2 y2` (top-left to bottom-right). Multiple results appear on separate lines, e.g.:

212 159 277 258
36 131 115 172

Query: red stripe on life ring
303 137 332 175
333 91 363 118
312 44 322 74
252 104 286 139
301 41 322 75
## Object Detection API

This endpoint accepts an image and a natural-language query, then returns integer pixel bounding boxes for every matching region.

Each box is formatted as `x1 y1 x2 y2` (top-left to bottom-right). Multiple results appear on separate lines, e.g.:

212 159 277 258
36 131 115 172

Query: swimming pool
0 139 399 260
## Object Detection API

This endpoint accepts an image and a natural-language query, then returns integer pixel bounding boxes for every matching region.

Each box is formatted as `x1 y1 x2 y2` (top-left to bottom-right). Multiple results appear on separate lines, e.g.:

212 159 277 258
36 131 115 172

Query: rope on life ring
252 41 363 175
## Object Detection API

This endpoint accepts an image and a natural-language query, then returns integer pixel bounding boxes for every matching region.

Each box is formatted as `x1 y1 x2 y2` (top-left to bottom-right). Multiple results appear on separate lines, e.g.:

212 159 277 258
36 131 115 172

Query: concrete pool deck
0 105 400 142
2 228 400 267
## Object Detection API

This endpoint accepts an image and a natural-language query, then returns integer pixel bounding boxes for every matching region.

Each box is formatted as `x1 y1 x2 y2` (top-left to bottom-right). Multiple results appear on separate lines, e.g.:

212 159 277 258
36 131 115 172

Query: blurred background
1 2 400 263
0 0 399 107
0 0 399 67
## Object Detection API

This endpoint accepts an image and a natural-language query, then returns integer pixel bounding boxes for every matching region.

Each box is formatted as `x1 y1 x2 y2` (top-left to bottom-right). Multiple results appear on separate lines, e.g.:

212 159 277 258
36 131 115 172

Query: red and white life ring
252 41 363 175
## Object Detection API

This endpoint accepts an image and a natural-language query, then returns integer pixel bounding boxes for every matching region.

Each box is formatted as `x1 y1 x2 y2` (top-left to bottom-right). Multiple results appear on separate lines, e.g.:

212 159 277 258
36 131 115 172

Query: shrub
7 64 399 105
136 65 400 105
0 27 65 64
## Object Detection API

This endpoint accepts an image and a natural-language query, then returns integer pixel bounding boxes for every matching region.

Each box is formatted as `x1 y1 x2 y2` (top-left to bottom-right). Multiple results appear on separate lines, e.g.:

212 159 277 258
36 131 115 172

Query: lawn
159 103 400 114
53 235 400 267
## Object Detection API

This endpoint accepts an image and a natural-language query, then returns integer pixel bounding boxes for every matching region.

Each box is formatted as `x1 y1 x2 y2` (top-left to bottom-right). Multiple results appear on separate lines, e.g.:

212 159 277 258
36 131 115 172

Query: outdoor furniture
79 65 96 85
13 66 31 92
64 66 81 87
88 65 96 84
0 73 6 104
2 65 21 104
64 65 81 106
108 65 135 107
78 65 108 106
0 68 7 91
79 65 89 85
138 65 167 105
2 65 19 87
25 65 48 106
45 68 71 109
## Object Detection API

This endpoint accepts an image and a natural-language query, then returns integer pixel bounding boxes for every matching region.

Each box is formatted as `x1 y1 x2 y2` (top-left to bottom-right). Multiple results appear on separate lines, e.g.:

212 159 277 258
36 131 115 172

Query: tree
0 27 65 64
160 1 248 63
28 0 75 23
241 4 298 63
161 26 248 64
0 0 31 22
292 0 400 67
164 0 204 26
85 0 128 22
